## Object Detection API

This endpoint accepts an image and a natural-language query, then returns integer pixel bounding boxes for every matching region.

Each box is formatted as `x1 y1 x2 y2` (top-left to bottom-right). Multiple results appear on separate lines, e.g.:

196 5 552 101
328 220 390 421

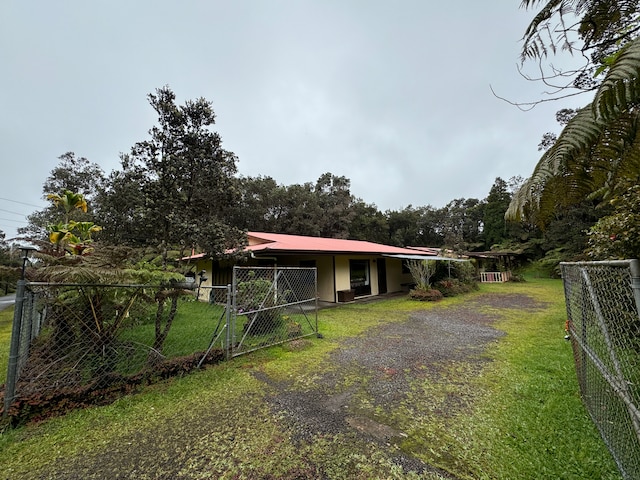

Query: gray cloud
0 0 587 239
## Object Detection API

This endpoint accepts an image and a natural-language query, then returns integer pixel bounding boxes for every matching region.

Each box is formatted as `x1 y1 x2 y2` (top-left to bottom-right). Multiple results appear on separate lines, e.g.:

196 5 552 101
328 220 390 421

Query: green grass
390 280 621 479
0 306 13 384
119 299 227 357
0 279 624 479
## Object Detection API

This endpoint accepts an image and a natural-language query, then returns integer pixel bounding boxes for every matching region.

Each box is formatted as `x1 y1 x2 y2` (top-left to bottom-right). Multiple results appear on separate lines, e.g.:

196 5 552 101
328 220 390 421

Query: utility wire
0 217 28 224
0 208 29 217
0 197 43 208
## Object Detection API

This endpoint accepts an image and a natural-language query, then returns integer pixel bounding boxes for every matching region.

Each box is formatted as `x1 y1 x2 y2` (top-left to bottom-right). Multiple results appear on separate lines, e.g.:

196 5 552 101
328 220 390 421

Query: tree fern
593 37 640 119
507 104 640 224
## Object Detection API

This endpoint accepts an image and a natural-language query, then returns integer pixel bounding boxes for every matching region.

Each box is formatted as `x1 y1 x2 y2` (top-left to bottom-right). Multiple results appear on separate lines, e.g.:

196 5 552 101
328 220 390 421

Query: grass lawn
0 306 12 385
0 278 624 479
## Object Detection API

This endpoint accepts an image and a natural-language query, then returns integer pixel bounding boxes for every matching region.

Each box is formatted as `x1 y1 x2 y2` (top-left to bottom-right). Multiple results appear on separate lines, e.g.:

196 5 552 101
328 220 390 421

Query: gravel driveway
23 292 546 479
258 294 535 478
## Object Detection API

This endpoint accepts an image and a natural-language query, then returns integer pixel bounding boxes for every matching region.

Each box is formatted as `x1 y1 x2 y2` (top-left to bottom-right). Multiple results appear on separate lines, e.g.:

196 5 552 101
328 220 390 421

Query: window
349 259 371 296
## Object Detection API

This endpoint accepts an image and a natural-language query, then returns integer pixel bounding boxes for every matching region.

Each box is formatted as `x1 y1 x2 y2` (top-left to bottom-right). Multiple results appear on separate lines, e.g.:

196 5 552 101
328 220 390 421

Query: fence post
225 283 232 360
3 279 26 417
629 260 640 320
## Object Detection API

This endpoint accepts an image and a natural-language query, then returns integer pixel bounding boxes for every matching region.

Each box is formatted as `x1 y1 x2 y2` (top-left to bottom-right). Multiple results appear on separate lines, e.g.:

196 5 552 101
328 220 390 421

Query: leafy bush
433 278 478 297
406 260 437 289
237 272 287 335
529 248 566 278
586 184 640 260
409 287 443 302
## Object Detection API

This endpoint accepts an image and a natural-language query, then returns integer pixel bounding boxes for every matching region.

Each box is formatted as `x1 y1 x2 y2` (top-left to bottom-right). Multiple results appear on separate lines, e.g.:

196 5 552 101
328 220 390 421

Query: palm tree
47 190 88 223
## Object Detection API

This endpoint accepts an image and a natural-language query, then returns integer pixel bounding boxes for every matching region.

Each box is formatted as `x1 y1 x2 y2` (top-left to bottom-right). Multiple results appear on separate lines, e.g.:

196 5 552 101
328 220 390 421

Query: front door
377 258 387 294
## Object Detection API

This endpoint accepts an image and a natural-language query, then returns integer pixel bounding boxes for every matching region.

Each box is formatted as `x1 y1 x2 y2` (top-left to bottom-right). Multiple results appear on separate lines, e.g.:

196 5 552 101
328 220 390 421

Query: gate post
630 260 640 321
3 279 26 417
225 283 232 360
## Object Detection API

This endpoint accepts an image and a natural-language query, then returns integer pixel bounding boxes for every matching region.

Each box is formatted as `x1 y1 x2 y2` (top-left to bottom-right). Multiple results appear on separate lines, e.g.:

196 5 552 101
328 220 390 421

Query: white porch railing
480 271 511 283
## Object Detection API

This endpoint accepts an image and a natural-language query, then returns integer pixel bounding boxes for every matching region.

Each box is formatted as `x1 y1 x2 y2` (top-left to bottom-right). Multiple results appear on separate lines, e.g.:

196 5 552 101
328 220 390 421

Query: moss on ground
0 280 624 479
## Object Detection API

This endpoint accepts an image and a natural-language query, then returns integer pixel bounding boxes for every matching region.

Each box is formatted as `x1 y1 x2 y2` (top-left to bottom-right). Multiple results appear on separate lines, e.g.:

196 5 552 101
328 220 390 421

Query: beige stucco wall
335 255 380 298
265 254 334 302
189 253 414 303
386 258 406 292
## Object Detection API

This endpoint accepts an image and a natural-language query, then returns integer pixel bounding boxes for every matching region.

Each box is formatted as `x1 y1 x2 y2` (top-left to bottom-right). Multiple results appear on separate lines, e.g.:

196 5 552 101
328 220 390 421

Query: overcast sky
0 1 587 241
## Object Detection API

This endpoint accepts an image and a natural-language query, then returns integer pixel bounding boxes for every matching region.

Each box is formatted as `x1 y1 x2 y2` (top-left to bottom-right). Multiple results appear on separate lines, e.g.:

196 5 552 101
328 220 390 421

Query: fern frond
593 37 640 120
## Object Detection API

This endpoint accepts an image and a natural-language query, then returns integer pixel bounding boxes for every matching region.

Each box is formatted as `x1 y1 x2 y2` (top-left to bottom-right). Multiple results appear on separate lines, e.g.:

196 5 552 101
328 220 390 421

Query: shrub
237 272 289 336
433 278 478 297
409 287 443 302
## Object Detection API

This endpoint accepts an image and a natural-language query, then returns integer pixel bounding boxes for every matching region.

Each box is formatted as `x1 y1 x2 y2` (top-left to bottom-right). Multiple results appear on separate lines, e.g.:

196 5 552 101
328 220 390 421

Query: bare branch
489 84 590 111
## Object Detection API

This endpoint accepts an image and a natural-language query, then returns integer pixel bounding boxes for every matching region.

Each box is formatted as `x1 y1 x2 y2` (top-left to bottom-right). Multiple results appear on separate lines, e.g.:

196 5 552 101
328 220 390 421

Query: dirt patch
255 292 547 477
23 292 548 479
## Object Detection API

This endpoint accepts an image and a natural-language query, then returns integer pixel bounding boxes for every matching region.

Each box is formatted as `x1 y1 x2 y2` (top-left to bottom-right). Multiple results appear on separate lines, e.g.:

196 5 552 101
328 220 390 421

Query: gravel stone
254 292 547 478
27 292 547 479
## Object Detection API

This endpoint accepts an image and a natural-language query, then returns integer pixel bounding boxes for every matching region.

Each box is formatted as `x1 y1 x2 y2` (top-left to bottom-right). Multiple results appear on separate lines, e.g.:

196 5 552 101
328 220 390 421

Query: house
183 232 442 303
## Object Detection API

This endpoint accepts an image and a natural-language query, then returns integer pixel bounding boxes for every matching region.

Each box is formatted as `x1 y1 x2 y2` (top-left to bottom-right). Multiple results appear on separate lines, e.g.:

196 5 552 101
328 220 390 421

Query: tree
277 183 321 236
520 0 640 101
232 172 359 240
586 184 640 259
483 178 512 248
440 198 484 252
42 152 106 201
348 200 389 244
46 190 102 256
21 152 104 240
106 86 243 263
94 155 149 246
415 206 447 247
314 173 356 239
231 176 283 232
508 2 640 225
0 231 20 294
386 206 424 247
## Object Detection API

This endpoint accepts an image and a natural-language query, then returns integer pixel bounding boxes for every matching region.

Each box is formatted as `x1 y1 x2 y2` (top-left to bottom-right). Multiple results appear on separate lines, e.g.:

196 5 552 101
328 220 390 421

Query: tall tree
416 206 447 247
111 86 243 262
0 232 20 293
483 177 512 248
277 183 321 236
348 200 389 244
440 198 484 252
94 154 149 246
314 173 355 239
231 176 283 232
386 206 424 247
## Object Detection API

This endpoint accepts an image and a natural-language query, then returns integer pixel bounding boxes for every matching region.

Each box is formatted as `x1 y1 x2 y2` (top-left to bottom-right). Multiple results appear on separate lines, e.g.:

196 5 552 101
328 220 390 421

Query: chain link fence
561 260 640 480
230 266 318 357
2 282 230 414
2 267 318 419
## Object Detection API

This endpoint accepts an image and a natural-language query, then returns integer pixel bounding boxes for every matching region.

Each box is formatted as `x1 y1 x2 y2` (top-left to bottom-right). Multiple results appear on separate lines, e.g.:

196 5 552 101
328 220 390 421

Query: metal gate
197 267 318 362
2 270 318 418
229 266 318 357
561 260 640 480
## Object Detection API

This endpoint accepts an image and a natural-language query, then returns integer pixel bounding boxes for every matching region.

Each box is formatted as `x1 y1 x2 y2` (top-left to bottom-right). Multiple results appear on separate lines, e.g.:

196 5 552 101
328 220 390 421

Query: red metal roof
245 232 433 256
407 246 441 255
182 232 438 260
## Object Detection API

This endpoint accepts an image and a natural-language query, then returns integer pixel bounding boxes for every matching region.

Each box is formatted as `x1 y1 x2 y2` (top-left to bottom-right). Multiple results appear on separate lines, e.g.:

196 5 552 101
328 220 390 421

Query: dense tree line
17 146 532 259
1 78 626 275
4 2 640 277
